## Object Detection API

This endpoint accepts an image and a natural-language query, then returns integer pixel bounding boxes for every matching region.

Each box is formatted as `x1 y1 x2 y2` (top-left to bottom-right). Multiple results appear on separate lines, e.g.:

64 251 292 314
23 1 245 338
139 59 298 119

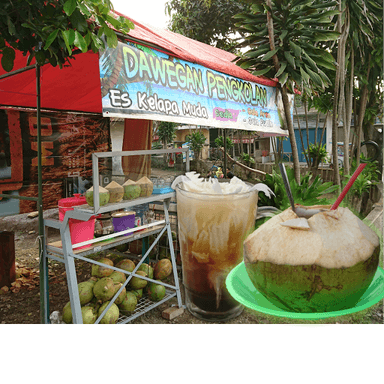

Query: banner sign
100 41 290 135
0 109 110 216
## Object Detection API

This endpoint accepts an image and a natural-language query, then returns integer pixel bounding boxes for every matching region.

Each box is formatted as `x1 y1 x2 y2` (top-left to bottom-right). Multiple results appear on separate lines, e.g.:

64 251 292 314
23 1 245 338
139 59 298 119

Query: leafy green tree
234 0 339 184
186 131 207 160
155 121 176 165
0 0 134 72
214 136 234 149
166 0 250 52
157 121 177 148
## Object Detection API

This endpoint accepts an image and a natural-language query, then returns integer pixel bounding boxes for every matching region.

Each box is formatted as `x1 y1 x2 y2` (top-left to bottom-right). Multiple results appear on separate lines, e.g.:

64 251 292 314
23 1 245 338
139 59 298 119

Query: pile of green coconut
62 256 173 324
85 177 154 207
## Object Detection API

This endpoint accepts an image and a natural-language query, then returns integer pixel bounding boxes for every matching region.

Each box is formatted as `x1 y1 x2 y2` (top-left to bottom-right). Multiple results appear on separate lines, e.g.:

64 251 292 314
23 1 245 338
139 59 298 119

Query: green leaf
300 67 310 84
289 40 301 58
34 50 46 66
304 65 324 87
26 52 35 66
61 30 73 55
78 3 91 17
106 32 118 49
1 46 16 72
70 9 88 33
252 67 272 76
244 45 270 58
313 31 340 42
278 72 288 86
262 48 279 61
64 0 77 16
303 51 319 72
91 34 105 51
7 16 16 35
280 30 288 41
44 29 59 50
74 31 88 53
275 62 287 78
284 51 296 69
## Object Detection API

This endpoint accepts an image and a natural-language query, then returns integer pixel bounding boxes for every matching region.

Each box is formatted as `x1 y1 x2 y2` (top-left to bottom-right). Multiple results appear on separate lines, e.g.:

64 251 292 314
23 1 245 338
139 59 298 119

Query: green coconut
129 270 148 290
113 283 127 305
122 180 141 200
81 306 98 324
119 292 137 315
109 271 126 284
85 186 110 207
115 259 135 273
93 277 116 302
91 257 114 278
243 206 380 313
154 259 172 280
105 180 124 203
87 276 99 287
62 301 72 324
78 281 94 305
138 263 154 279
113 243 129 253
146 281 166 302
87 297 102 313
131 289 143 300
98 301 120 324
136 176 154 197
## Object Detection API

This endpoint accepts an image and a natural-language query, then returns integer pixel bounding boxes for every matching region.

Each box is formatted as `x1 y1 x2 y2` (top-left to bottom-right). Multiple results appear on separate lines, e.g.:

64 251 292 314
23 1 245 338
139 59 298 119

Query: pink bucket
58 194 95 250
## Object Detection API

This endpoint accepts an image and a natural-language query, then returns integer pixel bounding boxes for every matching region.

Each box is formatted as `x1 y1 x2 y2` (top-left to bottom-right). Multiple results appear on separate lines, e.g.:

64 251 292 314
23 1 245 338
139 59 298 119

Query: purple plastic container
111 211 135 236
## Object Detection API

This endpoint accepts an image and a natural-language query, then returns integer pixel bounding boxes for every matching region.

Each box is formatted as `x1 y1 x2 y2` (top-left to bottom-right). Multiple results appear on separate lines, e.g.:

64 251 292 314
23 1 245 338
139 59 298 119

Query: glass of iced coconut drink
174 173 270 321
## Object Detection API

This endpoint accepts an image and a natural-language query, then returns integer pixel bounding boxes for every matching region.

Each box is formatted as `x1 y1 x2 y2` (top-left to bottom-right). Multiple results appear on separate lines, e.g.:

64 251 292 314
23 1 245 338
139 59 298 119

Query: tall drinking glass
176 184 258 321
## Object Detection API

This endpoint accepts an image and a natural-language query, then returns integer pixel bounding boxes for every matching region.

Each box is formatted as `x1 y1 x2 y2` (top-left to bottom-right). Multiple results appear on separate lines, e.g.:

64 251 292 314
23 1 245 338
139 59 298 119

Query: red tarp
0 13 277 114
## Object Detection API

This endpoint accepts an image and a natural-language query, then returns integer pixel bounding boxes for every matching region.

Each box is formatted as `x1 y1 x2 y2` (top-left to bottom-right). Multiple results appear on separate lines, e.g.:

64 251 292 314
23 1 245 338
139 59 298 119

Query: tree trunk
295 104 309 166
281 85 301 184
343 45 353 176
266 0 300 183
314 112 320 145
304 99 310 153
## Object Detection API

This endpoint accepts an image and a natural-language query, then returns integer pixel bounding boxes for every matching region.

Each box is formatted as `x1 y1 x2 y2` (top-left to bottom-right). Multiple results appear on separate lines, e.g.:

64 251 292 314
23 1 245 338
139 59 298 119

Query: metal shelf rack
42 148 189 324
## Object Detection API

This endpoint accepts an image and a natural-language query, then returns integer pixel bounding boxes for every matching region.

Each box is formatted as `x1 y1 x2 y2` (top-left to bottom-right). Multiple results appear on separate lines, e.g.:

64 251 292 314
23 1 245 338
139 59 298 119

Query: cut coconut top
86 186 108 193
136 176 152 184
105 181 123 190
244 206 379 269
123 179 137 186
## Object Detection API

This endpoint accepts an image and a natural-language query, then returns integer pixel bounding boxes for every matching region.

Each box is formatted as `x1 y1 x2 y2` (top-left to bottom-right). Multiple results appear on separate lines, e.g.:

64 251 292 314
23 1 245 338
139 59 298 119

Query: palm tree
234 0 339 184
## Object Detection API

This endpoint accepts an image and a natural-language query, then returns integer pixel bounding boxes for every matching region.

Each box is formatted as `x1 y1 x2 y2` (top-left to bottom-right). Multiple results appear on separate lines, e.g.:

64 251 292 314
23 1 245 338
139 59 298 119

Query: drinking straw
331 163 367 210
279 163 295 212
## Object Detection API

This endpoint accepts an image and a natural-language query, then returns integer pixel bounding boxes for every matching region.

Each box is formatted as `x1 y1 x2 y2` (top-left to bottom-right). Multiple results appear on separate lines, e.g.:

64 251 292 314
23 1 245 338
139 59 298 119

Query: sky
111 0 170 29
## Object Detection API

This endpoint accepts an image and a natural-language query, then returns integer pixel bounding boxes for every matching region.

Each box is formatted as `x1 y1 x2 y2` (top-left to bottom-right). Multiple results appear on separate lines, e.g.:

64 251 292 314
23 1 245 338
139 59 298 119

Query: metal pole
223 129 227 178
36 64 48 323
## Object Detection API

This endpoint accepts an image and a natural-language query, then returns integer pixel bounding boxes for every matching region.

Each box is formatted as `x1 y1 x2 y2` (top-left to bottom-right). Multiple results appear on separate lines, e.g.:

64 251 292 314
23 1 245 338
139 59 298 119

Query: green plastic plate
226 262 384 320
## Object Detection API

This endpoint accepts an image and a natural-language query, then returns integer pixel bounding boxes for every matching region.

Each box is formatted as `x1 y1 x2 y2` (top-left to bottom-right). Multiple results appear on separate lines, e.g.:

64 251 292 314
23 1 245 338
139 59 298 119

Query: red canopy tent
0 12 277 113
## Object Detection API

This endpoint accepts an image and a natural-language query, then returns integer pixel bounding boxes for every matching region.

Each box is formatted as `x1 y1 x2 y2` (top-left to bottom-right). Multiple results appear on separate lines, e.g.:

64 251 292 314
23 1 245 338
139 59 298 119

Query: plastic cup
175 184 258 321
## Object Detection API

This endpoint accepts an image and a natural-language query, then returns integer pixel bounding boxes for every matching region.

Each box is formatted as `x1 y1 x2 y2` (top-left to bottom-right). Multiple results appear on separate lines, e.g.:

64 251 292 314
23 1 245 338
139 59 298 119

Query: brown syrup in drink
181 229 245 316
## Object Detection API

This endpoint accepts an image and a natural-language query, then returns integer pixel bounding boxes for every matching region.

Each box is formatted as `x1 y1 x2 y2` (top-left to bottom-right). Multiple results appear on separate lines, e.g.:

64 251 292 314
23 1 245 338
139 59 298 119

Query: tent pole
223 129 227 178
36 64 48 323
